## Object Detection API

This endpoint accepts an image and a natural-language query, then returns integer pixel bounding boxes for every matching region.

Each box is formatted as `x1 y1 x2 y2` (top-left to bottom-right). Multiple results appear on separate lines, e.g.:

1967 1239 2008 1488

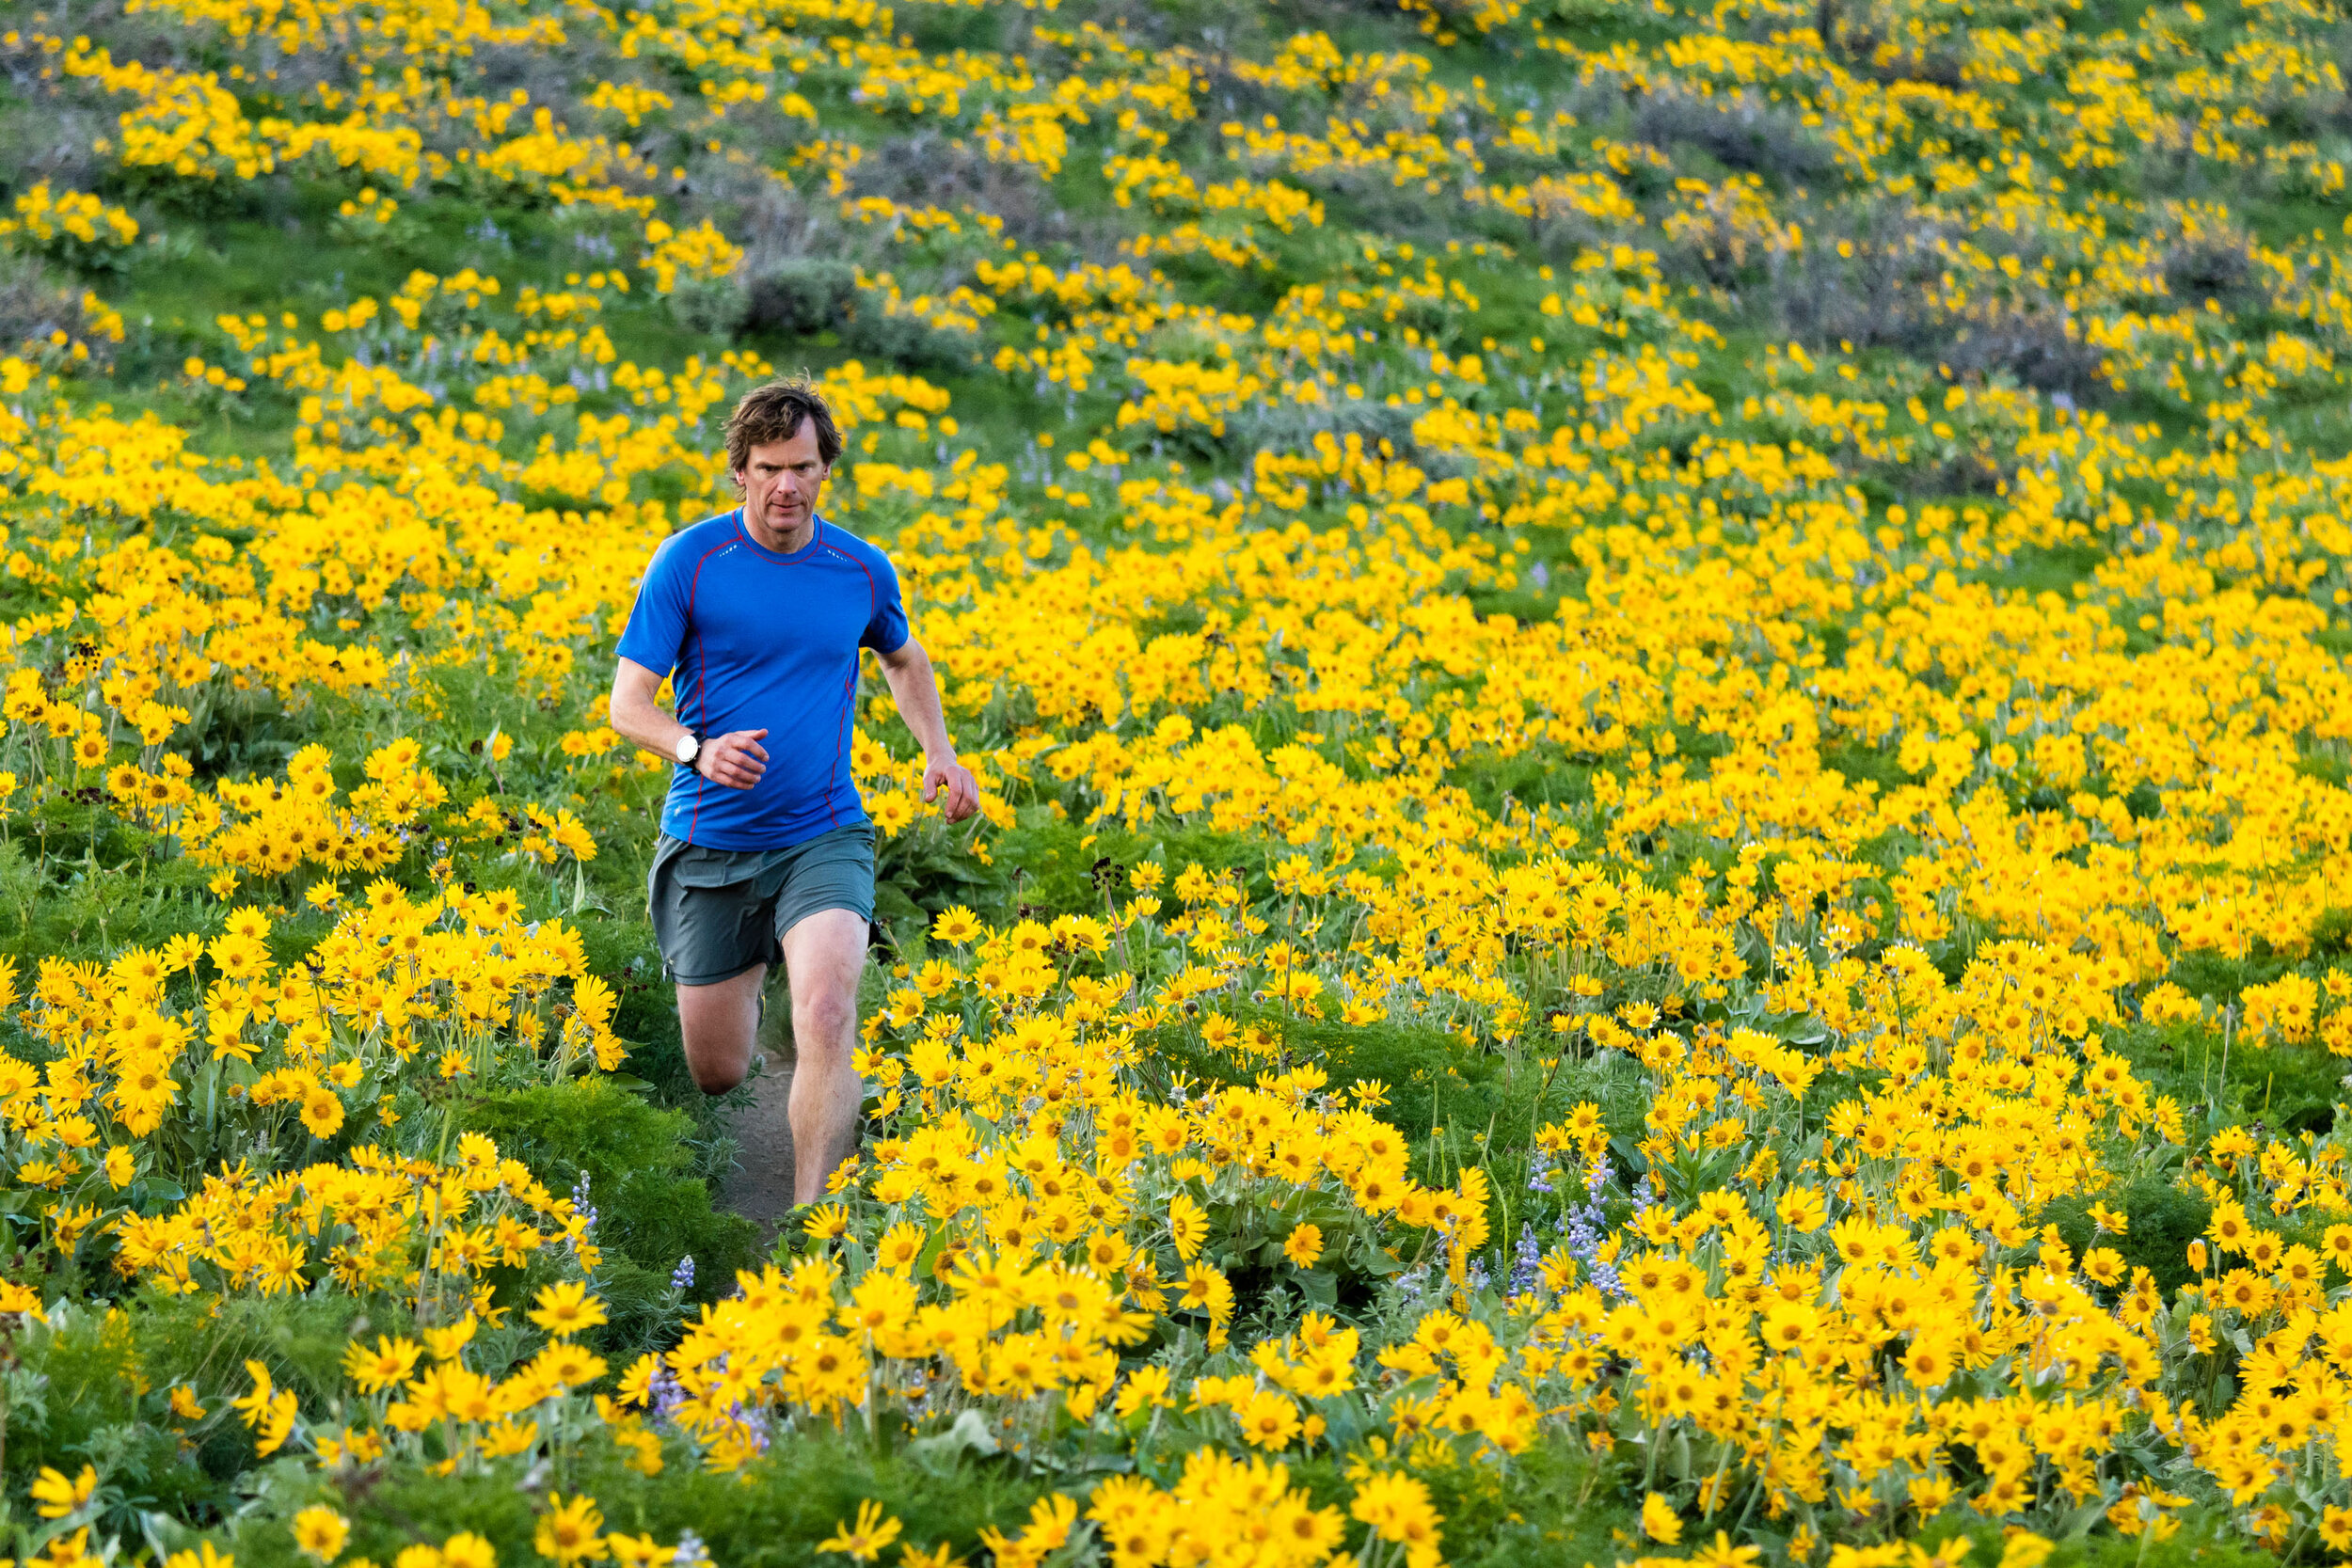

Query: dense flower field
2 0 2352 1560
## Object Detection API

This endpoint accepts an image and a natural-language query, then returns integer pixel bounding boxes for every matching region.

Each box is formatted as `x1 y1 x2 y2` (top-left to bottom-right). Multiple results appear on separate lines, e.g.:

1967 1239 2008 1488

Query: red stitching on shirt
821 534 901 654
681 523 739 846
818 529 882 831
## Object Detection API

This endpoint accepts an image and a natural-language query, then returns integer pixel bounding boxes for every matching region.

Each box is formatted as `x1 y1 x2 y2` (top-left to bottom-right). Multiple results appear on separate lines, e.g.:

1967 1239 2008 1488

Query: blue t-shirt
615 509 909 849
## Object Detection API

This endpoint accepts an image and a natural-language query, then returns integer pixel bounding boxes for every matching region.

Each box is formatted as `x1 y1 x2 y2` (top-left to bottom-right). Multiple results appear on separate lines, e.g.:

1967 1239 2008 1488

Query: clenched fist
698 728 770 790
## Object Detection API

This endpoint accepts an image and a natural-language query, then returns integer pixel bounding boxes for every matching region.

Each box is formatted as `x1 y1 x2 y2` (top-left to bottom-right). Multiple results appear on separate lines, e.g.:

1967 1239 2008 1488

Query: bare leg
676 962 766 1094
781 909 866 1204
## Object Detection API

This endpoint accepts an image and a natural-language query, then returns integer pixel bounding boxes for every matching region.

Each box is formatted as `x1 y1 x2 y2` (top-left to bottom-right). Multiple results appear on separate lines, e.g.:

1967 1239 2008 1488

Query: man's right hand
696 728 770 790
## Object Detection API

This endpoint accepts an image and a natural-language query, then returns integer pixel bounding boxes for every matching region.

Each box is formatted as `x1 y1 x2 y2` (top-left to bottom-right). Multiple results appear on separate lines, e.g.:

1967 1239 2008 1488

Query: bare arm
610 656 769 791
872 637 978 822
610 657 690 760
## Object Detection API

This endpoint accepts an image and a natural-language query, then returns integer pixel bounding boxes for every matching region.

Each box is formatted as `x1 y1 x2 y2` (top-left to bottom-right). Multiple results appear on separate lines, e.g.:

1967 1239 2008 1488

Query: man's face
736 423 831 534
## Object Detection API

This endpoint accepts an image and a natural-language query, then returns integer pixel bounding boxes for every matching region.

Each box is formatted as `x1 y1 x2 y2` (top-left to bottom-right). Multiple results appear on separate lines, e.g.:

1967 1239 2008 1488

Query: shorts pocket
663 843 760 890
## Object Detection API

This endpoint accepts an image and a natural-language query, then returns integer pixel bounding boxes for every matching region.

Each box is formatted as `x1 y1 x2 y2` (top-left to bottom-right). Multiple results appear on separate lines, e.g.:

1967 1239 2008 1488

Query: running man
609 377 978 1206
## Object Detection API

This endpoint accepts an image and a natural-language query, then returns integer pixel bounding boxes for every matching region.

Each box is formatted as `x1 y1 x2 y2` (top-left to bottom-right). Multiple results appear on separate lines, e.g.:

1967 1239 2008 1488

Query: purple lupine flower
726 1402 771 1453
648 1360 687 1425
1507 1222 1543 1294
568 1173 598 1259
1561 1155 1622 1296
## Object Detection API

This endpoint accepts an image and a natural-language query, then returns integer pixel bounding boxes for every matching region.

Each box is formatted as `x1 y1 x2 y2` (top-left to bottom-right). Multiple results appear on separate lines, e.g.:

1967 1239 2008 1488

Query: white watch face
676 734 698 764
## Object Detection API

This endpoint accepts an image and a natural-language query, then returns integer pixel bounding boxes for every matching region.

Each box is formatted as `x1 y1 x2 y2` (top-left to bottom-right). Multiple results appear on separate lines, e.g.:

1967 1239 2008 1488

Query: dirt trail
717 977 798 1244
713 956 894 1246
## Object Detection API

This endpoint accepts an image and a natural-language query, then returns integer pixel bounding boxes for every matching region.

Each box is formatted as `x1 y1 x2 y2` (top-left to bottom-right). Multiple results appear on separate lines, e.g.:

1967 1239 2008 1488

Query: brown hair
724 376 842 483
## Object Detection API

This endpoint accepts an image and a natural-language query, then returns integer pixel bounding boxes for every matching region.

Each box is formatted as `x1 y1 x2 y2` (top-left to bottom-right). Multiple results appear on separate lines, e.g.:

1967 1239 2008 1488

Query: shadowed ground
720 951 892 1243
718 976 799 1243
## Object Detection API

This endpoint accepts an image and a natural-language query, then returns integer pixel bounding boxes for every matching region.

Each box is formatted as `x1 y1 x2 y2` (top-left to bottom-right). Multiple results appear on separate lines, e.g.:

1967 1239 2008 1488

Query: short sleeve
614 533 692 676
861 548 909 655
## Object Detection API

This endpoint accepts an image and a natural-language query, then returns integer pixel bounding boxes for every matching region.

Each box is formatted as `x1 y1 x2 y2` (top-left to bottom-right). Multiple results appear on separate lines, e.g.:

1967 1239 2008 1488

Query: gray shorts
646 825 876 986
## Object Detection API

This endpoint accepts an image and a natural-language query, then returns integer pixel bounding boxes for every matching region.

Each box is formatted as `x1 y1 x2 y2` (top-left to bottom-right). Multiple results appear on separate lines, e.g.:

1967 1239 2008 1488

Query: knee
794 989 856 1046
690 1061 745 1096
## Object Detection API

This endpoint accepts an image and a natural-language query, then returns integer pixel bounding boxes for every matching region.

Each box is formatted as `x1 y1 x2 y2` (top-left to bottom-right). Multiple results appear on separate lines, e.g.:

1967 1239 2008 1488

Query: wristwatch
675 732 701 767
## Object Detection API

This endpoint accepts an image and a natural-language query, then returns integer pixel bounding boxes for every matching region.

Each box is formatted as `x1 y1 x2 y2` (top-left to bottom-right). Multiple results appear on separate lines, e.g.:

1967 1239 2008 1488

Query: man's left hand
924 755 980 823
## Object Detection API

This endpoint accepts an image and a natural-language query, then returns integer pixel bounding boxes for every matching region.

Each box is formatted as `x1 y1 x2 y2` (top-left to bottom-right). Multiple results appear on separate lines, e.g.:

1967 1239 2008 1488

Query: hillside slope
0 0 2348 1562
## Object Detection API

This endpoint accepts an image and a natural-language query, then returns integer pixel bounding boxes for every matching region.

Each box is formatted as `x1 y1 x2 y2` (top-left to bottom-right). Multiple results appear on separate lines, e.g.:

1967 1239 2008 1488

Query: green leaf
908 1406 1001 1472
1294 1268 1339 1307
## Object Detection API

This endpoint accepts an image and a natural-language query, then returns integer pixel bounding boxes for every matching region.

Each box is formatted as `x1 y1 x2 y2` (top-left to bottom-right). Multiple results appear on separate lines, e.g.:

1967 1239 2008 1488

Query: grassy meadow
0 0 2350 1562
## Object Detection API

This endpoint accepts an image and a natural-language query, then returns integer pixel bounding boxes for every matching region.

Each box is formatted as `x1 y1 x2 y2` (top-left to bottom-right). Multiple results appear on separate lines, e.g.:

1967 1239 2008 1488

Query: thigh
780 908 867 1014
